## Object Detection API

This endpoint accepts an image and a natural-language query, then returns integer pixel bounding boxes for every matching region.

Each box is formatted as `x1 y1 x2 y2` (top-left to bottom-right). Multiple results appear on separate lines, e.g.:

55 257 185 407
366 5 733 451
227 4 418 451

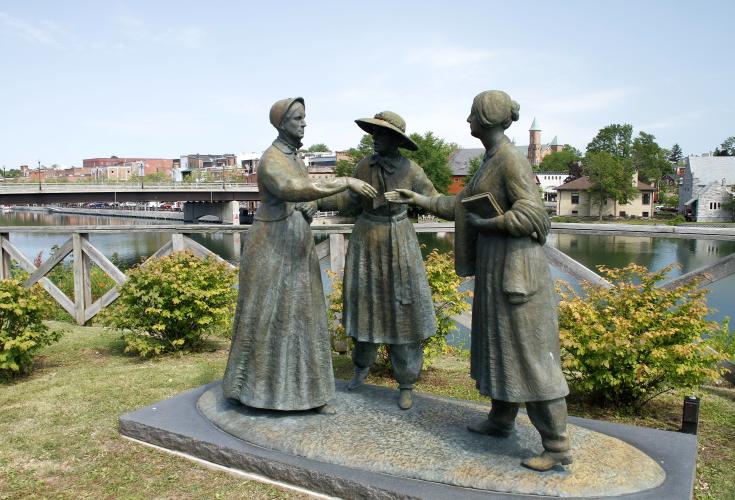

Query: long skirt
343 213 436 345
222 211 335 410
471 233 569 403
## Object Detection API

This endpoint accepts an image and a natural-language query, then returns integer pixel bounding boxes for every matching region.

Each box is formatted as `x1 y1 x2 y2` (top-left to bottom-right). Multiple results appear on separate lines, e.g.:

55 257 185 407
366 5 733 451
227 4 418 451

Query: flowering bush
102 252 237 358
0 279 63 380
557 263 724 408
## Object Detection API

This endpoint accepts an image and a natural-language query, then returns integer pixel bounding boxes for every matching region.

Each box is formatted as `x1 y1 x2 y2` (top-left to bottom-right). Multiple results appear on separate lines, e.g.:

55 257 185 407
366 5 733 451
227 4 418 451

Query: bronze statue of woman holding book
385 90 571 471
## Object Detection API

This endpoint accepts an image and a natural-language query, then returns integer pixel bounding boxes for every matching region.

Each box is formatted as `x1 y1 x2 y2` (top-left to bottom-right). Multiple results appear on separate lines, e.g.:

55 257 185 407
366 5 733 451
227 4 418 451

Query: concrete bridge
0 182 260 224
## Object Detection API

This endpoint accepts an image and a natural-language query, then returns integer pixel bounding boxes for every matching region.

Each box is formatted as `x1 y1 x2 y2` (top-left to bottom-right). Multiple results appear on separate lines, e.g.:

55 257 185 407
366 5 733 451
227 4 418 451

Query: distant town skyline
1 1 733 168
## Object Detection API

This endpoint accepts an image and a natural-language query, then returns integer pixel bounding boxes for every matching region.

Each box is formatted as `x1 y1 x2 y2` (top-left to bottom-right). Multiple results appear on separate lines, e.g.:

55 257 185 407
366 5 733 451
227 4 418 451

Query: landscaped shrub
421 249 472 366
0 279 63 381
557 263 725 409
102 252 237 358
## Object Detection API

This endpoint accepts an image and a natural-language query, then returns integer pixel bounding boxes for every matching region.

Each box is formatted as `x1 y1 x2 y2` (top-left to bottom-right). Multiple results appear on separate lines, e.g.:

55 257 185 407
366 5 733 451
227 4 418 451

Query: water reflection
3 210 734 328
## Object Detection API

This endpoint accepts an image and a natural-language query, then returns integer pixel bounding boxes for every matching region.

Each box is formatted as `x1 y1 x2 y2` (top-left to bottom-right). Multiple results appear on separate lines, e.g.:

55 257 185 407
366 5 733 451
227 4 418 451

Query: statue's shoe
398 389 413 410
467 417 513 438
314 403 337 415
347 367 370 391
521 451 573 471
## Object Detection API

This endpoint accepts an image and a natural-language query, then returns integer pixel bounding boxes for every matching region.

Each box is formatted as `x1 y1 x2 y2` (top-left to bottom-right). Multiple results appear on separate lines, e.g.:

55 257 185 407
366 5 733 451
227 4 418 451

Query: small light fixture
681 395 700 435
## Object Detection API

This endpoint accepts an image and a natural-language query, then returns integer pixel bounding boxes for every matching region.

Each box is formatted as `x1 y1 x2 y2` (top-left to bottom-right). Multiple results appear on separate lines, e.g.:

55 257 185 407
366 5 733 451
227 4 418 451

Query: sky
1 0 733 169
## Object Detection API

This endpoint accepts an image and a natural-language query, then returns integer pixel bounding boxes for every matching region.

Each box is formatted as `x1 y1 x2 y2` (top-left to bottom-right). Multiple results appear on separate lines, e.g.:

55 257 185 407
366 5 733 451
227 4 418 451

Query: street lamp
38 160 42 191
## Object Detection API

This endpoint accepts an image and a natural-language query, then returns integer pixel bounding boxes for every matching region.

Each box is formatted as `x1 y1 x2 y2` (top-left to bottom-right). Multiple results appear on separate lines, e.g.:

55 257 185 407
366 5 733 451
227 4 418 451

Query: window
571 210 578 215
571 192 579 204
642 211 649 217
619 211 627 217
642 193 651 204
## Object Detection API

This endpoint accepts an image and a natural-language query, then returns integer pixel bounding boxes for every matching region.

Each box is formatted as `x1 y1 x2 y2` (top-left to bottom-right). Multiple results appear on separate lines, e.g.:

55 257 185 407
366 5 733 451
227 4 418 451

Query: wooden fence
1 223 734 326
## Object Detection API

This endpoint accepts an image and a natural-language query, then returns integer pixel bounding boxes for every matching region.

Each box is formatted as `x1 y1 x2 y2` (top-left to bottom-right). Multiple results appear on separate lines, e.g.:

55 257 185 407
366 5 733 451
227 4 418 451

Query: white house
535 171 569 209
679 156 735 221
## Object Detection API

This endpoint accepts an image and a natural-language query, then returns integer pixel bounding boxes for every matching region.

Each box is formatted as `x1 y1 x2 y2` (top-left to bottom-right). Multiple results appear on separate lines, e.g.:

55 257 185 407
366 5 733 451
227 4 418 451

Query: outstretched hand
385 189 417 204
348 178 378 198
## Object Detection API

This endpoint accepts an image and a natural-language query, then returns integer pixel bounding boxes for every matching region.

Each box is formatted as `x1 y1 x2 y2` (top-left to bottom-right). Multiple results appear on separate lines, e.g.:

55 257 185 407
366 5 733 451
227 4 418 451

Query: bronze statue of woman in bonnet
222 97 376 414
386 91 572 471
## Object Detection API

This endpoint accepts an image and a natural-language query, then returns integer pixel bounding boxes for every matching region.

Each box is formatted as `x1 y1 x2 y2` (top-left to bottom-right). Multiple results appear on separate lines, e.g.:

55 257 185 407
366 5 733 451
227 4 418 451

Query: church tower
528 117 542 166
550 135 563 153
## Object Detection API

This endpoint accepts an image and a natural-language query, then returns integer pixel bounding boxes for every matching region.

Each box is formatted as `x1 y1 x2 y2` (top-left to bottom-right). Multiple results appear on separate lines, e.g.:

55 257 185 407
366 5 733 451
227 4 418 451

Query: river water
2 210 734 328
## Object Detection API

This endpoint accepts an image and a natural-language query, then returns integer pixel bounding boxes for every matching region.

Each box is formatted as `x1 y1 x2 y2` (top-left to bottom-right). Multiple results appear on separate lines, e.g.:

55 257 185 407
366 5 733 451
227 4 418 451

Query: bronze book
461 192 504 218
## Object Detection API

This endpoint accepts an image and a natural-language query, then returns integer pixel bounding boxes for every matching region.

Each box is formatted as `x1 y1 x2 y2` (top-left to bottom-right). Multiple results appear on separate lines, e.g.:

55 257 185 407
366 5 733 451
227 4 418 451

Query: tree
2 168 21 178
586 124 633 159
463 156 482 186
537 145 581 173
724 195 735 222
403 131 458 194
668 143 684 163
583 151 638 220
631 132 672 184
307 143 330 152
715 136 735 156
334 134 373 177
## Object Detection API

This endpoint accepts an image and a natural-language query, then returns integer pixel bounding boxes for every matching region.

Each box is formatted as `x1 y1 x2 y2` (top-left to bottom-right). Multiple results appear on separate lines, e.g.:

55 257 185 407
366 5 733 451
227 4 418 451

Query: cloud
116 14 205 48
0 11 62 47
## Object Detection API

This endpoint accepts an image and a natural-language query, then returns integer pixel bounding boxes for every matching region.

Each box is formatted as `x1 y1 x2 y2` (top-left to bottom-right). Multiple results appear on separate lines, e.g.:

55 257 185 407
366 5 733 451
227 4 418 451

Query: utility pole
38 160 42 191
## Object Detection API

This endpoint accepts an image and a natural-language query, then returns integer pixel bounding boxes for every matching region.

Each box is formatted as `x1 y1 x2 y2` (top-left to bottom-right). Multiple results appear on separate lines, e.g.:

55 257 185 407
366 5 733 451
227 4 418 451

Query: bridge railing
1 223 734 325
0 182 258 192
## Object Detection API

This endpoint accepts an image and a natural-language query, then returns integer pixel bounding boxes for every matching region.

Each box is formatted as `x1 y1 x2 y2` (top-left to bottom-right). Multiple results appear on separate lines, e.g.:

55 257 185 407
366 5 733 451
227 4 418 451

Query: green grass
2 324 734 498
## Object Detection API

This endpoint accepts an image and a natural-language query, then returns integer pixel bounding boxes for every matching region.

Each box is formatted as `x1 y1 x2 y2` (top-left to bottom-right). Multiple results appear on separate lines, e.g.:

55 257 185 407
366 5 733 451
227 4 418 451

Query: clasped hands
385 189 502 231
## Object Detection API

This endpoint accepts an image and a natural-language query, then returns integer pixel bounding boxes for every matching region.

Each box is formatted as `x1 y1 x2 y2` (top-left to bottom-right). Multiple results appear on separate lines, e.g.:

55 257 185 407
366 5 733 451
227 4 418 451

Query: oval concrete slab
198 382 665 498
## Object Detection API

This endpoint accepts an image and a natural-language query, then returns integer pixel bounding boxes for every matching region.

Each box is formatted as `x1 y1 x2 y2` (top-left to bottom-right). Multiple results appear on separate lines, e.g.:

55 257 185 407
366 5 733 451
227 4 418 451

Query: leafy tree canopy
537 145 581 173
306 143 331 152
337 132 457 194
631 131 673 183
334 134 373 177
2 168 22 178
463 155 483 186
586 124 633 159
668 143 684 163
714 136 735 156
403 131 458 194
583 151 638 220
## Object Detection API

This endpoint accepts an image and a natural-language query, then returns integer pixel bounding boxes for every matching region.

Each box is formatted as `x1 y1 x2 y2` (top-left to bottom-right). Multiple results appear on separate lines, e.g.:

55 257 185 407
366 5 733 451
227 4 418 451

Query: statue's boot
347 366 370 390
398 389 413 410
521 451 573 472
467 417 513 438
315 402 337 415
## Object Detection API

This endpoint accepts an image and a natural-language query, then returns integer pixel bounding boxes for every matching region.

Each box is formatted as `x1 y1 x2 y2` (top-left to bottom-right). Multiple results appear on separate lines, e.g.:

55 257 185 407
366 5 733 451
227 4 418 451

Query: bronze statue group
222 91 572 472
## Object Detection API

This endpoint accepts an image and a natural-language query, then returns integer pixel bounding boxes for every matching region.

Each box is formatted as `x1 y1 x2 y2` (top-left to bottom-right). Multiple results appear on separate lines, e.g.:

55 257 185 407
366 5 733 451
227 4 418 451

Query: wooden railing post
329 233 346 275
0 233 10 280
72 233 92 325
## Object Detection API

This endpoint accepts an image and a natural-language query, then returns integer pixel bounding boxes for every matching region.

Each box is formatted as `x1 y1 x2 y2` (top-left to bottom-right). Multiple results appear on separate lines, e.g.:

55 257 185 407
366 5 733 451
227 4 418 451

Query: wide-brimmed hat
355 111 418 151
269 97 305 129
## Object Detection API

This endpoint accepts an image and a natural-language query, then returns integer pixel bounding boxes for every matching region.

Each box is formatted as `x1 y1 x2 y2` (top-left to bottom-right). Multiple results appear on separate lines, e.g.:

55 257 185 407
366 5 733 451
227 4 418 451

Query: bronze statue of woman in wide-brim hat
317 109 439 410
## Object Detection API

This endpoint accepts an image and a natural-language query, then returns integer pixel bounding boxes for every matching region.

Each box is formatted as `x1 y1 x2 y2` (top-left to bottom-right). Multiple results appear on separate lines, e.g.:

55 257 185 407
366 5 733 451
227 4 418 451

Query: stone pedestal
119 381 697 499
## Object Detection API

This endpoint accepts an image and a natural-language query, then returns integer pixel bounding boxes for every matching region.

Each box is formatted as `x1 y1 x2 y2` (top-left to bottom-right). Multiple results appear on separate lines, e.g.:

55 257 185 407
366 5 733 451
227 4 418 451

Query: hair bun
510 101 520 122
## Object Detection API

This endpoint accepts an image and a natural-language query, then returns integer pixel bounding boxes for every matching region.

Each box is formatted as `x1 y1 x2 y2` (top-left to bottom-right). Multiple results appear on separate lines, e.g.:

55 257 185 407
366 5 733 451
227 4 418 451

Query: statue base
119 381 696 499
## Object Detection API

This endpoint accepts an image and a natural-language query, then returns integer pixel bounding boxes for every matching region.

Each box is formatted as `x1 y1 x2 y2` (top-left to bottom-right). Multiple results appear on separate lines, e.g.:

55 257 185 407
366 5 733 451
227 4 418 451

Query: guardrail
0 182 258 192
1 223 734 325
